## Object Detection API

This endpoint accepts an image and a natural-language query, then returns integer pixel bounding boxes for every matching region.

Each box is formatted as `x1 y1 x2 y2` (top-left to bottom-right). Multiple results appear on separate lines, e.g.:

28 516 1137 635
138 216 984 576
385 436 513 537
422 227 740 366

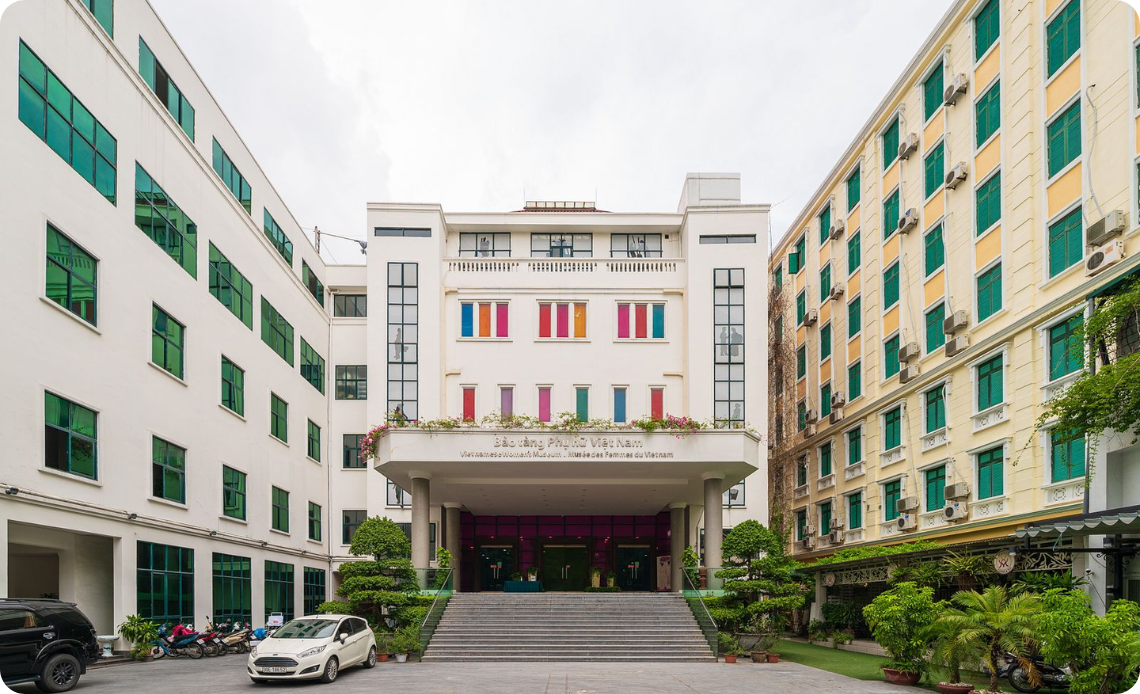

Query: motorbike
151 624 204 659
998 651 1071 692
212 620 252 654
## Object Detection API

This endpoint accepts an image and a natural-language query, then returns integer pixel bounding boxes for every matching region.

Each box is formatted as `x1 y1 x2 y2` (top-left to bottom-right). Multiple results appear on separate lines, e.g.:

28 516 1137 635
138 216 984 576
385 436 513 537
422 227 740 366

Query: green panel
820 442 832 477
925 386 946 432
848 362 861 400
271 488 290 534
307 420 321 462
261 298 295 366
977 447 1004 499
847 169 860 211
883 480 902 521
820 502 832 532
976 172 1001 234
847 231 860 273
576 387 589 422
820 323 831 361
847 427 861 465
152 436 186 503
300 338 325 394
924 141 944 198
1050 429 1086 483
212 138 252 214
222 466 246 520
1049 314 1084 380
883 263 899 308
151 305 185 378
882 118 900 170
925 466 946 511
796 345 806 379
924 224 944 276
135 163 197 278
923 65 943 122
977 355 1004 410
1048 207 1083 277
308 502 322 542
820 264 831 300
977 263 1002 321
926 303 946 353
1046 1 1080 77
883 189 899 239
796 290 806 325
848 297 860 338
263 210 294 266
821 383 832 418
884 336 900 378
819 205 831 245
1047 101 1081 178
975 0 999 61
221 356 245 416
976 81 1000 145
884 407 901 450
271 394 288 442
848 492 862 529
45 224 97 325
208 243 254 329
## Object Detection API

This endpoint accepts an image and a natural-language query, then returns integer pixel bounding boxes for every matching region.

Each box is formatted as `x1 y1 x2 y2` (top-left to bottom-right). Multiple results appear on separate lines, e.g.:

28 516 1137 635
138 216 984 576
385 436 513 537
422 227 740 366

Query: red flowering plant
629 414 707 438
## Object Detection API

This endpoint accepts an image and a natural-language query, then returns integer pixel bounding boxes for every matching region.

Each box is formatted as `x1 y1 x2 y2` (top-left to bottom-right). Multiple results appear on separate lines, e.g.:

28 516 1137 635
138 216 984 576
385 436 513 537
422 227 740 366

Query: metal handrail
681 568 719 655
418 568 453 652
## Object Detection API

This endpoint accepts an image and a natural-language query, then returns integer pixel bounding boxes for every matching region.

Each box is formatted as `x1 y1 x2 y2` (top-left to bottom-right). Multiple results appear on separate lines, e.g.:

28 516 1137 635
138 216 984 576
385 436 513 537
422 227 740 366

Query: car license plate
262 667 288 673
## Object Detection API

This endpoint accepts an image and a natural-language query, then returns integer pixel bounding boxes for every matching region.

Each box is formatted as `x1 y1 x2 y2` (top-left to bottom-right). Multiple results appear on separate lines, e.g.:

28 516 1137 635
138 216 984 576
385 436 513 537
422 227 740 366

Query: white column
444 503 461 592
0 517 8 600
670 503 686 592
410 473 431 569
810 572 825 621
703 474 724 589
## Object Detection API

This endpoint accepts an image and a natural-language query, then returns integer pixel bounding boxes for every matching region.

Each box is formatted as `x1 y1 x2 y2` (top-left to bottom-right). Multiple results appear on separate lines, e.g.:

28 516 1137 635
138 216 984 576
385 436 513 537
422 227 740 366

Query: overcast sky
145 0 957 264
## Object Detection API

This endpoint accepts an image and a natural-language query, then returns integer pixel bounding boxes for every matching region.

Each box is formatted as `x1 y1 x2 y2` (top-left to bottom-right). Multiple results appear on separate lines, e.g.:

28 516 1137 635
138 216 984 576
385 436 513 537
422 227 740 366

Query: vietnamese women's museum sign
458 434 675 460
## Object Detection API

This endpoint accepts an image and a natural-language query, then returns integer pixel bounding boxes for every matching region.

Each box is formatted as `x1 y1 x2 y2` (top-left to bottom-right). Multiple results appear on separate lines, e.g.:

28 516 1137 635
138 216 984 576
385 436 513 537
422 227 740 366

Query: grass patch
774 640 992 692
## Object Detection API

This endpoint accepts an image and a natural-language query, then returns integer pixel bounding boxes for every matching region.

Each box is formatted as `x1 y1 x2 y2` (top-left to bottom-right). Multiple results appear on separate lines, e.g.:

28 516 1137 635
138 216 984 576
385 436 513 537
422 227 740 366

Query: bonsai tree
117 615 159 660
862 581 937 676
934 586 1039 693
1036 589 1140 694
716 520 808 645
335 516 420 625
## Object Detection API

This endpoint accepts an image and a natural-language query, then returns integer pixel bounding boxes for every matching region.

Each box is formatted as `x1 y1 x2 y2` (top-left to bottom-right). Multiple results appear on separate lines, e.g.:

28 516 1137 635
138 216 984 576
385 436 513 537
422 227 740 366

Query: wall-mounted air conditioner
829 219 846 241
898 342 921 363
943 502 969 521
900 364 921 384
943 311 969 334
945 482 970 499
898 133 919 160
899 208 919 234
945 335 969 357
945 162 968 189
1087 211 1126 247
943 74 969 105
1086 240 1125 278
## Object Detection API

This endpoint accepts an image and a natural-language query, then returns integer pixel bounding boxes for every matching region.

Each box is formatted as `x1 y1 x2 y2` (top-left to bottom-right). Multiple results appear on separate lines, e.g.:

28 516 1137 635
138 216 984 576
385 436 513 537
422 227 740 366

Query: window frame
151 304 185 380
459 232 511 258
45 223 98 326
975 168 1002 238
151 435 187 505
976 260 1003 324
220 355 245 417
610 233 662 258
1045 0 1081 79
530 232 593 258
1045 97 1082 182
970 347 1008 414
334 365 368 401
881 405 903 452
845 424 863 467
924 222 945 278
43 390 98 480
973 443 1007 500
1046 202 1084 280
271 486 290 533
221 464 246 521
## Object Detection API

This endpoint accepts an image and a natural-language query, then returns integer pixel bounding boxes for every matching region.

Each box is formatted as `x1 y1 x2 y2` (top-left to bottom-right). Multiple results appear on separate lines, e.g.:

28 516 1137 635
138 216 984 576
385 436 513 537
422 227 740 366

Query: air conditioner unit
898 133 919 160
829 219 846 240
945 162 969 189
896 496 919 514
1087 210 1126 247
943 73 969 105
898 342 921 363
898 208 919 234
900 364 921 384
805 308 819 326
805 408 819 424
829 410 844 425
943 310 969 334
943 502 969 521
896 514 917 531
828 530 845 545
829 517 845 530
800 536 815 550
945 482 970 499
1085 240 1125 278
945 335 970 357
830 391 847 408
804 524 817 536
829 284 845 301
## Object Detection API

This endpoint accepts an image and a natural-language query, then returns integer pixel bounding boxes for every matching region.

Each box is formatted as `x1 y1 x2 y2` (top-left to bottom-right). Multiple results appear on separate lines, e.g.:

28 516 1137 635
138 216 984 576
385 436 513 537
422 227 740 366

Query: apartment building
768 0 1140 612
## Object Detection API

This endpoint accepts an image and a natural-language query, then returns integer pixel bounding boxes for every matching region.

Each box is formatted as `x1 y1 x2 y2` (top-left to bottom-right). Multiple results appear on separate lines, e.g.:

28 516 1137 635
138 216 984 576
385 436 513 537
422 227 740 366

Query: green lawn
774 640 992 691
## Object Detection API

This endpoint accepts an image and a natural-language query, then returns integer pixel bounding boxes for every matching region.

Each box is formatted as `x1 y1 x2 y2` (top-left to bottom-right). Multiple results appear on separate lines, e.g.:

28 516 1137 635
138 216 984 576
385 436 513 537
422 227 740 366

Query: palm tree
934 586 1040 692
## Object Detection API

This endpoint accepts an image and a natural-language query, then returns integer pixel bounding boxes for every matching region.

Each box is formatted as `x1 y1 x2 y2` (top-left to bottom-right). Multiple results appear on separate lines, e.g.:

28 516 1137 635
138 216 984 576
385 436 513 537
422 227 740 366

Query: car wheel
35 653 81 693
363 646 377 669
319 656 339 684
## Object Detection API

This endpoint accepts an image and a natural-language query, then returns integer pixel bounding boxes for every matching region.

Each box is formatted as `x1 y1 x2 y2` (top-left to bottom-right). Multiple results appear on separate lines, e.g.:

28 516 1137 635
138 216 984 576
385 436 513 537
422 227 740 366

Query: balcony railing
445 257 682 274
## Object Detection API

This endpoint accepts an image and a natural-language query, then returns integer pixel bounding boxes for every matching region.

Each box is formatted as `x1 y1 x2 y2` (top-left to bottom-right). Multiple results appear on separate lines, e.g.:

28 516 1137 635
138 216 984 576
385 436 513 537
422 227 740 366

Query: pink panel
496 303 509 337
538 387 551 422
556 303 569 338
617 303 630 339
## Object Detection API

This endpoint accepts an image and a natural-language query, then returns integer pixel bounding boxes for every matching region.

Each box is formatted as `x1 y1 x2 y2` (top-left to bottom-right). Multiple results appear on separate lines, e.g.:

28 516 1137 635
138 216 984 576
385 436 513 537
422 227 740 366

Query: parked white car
247 615 377 684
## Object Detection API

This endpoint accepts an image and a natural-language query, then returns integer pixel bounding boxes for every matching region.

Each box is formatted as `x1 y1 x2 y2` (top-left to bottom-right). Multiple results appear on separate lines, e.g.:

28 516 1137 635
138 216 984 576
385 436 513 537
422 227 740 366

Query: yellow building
768 0 1140 605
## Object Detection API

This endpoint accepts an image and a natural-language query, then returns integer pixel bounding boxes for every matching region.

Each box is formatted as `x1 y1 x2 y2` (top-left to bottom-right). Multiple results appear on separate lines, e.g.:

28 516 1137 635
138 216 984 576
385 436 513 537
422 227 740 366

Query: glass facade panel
264 561 294 623
212 138 252 214
212 553 251 625
208 243 253 328
151 436 186 504
138 38 194 140
151 305 184 378
221 356 244 416
713 268 745 427
45 225 97 325
260 299 294 366
300 339 325 394
388 263 418 420
135 164 196 277
137 540 194 625
44 391 97 479
262 210 293 265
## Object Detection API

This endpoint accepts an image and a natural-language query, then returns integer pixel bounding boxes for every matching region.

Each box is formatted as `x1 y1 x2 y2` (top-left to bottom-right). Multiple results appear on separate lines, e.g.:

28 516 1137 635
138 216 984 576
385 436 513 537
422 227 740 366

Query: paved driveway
12 656 925 694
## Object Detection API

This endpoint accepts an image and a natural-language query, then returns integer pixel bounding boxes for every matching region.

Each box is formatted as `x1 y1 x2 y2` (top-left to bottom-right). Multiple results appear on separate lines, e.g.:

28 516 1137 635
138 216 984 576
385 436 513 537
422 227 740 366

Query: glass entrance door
478 546 514 591
542 545 588 591
616 545 653 591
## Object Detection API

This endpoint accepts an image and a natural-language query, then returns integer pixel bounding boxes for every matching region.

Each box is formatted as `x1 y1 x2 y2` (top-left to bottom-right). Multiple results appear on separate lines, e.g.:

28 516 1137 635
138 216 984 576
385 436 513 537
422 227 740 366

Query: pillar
670 503 686 592
444 503 461 592
810 572 825 621
0 517 8 601
410 473 431 569
703 474 724 589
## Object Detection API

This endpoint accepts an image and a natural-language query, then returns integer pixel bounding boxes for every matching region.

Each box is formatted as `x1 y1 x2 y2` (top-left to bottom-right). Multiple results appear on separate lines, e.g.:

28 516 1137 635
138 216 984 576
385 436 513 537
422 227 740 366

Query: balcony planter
724 654 738 663
881 668 921 685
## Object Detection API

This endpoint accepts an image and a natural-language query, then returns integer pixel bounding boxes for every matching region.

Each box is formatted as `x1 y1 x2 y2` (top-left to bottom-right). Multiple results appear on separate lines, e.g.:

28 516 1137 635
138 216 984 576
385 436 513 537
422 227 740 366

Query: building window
819 501 833 532
976 171 1001 235
977 263 1003 322
925 385 946 433
261 298 295 366
387 480 411 508
924 224 944 277
308 502 322 542
797 345 807 380
575 387 589 422
883 189 900 239
882 117 900 170
333 294 367 317
137 541 193 625
848 361 862 400
923 62 944 122
302 261 324 306
977 446 1005 499
797 401 807 431
723 481 745 508
848 297 861 338
152 436 186 504
501 387 515 419
976 81 1001 145
45 225 97 325
270 394 288 443
342 434 365 469
820 323 832 361
796 290 807 325
884 335 900 379
212 553 251 626
883 406 902 450
538 301 587 339
1048 207 1083 277
1046 0 1081 77
847 427 862 465
796 509 808 541
459 232 511 257
714 268 746 426
303 568 326 617
387 262 418 420
820 264 832 301
44 391 97 479
1048 102 1082 181
698 234 757 245
135 164 197 277
846 168 861 211
847 231 861 274
461 301 510 338
616 302 665 340
335 365 367 400
926 303 946 353
264 561 294 623
208 243 253 329
396 523 438 559
819 205 832 245
613 387 627 423
789 236 806 274
262 210 293 265
222 466 246 520
976 354 1004 411
883 262 900 308
611 233 662 258
1050 429 1086 483
924 141 945 198
796 459 808 487
271 487 290 533
774 267 784 291
848 492 863 529
300 339 325 394
463 386 476 421
821 383 832 418
538 386 551 422
375 227 430 238
18 41 117 204
1049 313 1084 381
925 465 947 511
975 0 999 60
820 441 833 477
79 0 114 36
531 233 592 257
138 38 194 140
342 510 366 545
212 138 251 214
151 305 185 379
883 479 902 521
306 420 321 462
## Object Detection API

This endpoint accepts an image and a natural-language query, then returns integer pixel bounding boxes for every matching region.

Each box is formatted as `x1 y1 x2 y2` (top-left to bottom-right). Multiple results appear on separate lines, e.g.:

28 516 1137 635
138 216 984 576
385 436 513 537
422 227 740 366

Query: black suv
0 599 100 692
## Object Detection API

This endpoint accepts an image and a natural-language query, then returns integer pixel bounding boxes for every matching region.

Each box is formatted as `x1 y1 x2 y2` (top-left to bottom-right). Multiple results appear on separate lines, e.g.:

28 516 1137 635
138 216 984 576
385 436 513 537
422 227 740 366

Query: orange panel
796 271 806 293
847 205 861 232
883 306 899 337
478 302 491 337
975 134 1001 178
848 335 862 363
924 193 944 224
1046 57 1080 115
820 238 831 265
797 325 807 344
1046 0 1066 19
848 270 861 297
883 233 900 266
573 303 587 338
821 302 833 325
924 270 945 307
883 160 899 195
820 359 832 383
1047 163 1082 218
1134 8 1139 37
975 225 1002 271
797 380 807 400
975 45 1000 91
923 110 944 147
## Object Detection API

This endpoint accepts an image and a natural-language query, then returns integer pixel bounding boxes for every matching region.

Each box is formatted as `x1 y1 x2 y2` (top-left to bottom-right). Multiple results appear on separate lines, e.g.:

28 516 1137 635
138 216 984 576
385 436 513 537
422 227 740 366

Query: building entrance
478 546 514 591
541 545 588 591
615 545 653 591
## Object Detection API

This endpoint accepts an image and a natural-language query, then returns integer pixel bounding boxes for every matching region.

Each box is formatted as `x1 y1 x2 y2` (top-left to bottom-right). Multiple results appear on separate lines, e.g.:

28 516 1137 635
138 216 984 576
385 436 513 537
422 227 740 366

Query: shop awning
1015 504 1140 538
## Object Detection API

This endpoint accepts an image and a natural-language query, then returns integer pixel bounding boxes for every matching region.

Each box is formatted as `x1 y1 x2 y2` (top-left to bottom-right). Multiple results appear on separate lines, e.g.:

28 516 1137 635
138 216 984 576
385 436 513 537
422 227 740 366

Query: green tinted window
343 434 366 469
1050 429 1086 483
212 138 252 214
265 560 294 622
884 335 900 378
883 262 900 308
44 391 97 479
977 263 1002 321
820 442 832 477
821 383 832 418
924 141 944 198
1047 101 1081 178
138 38 194 140
975 0 999 61
926 303 946 353
848 297 861 338
976 80 1000 145
883 479 902 521
847 168 861 211
925 385 946 433
977 354 1004 410
820 264 831 300
977 446 1004 499
576 387 589 422
797 345 806 379
820 323 832 361
848 361 862 400
976 172 1001 234
882 118 900 169
261 298 294 366
45 224 97 325
152 436 186 503
819 501 832 531
151 305 184 378
923 64 944 122
208 243 253 328
308 502 322 541
271 488 290 533
212 553 251 625
796 290 807 325
1048 207 1083 277
925 465 946 511
262 210 293 266
270 394 288 443
819 206 832 245
222 466 246 520
1046 1 1080 77
302 261 324 306
136 163 197 277
848 492 863 529
884 407 902 450
847 231 861 274
300 339 325 394
307 420 321 462
80 0 114 37
924 224 944 276
847 427 862 465
883 189 900 239
221 356 244 416
1049 314 1083 380
137 541 194 625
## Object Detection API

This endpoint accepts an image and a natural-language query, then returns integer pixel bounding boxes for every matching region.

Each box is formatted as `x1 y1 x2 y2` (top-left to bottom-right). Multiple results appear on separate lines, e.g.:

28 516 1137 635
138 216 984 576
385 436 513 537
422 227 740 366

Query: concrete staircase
422 592 716 662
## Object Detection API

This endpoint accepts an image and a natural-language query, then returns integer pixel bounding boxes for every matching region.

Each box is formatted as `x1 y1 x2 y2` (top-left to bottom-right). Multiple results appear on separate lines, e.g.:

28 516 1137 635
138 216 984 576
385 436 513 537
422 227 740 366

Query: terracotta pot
881 668 921 685
724 654 738 663
935 683 974 694
378 653 389 662
750 651 766 663
766 653 780 663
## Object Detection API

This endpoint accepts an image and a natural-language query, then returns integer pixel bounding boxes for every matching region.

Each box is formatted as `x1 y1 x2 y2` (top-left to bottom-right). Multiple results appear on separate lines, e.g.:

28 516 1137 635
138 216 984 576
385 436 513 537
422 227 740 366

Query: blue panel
613 388 626 423
651 304 665 339
460 303 473 337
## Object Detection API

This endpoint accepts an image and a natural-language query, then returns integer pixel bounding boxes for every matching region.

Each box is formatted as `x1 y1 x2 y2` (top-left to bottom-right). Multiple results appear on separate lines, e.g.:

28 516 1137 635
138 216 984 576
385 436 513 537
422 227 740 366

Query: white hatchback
247 615 377 684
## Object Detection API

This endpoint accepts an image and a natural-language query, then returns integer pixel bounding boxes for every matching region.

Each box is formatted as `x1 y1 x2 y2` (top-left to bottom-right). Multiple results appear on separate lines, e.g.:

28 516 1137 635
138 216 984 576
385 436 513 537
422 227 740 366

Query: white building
0 0 768 642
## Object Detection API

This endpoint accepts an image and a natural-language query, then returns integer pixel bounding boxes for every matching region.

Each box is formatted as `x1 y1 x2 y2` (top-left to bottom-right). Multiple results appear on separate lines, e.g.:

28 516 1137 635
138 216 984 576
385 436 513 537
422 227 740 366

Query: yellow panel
883 233 899 266
797 325 807 344
820 300 831 325
1134 8 1139 37
924 193 944 224
883 306 899 337
1047 163 1083 218
1046 0 1066 20
797 380 807 400
848 270 861 297
975 134 1001 178
848 336 861 363
923 110 944 146
819 238 831 265
1046 56 1081 116
975 225 1002 271
847 205 861 232
796 271 806 293
924 270 945 307
820 359 831 383
883 160 899 194
974 45 1000 92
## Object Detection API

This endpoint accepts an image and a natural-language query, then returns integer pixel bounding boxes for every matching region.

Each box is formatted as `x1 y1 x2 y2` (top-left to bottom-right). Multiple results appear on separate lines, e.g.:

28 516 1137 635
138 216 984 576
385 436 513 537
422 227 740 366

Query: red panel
635 304 647 338
650 388 663 419
462 387 475 421
538 303 551 338
496 303 509 337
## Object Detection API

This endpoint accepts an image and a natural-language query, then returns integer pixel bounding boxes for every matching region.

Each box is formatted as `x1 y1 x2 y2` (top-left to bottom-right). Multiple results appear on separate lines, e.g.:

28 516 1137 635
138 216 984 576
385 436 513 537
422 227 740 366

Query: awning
1015 504 1140 538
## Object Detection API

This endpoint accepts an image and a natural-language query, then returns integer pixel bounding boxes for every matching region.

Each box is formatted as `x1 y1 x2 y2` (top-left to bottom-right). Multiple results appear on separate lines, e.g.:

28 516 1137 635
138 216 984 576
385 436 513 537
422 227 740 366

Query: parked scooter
151 623 204 659
999 652 1071 692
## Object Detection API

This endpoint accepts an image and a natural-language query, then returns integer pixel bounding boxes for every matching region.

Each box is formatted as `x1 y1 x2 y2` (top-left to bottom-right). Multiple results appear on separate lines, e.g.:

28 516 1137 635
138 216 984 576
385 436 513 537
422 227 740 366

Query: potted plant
862 581 938 686
605 571 617 588
392 625 421 663
117 614 159 661
941 551 995 592
526 567 539 582
934 586 1039 694
831 631 854 649
807 618 829 644
718 632 743 663
374 632 391 662
590 567 602 588
509 571 524 582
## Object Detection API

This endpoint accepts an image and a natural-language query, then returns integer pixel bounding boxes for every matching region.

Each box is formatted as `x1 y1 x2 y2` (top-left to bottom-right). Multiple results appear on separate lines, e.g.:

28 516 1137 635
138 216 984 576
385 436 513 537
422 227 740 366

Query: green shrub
315 601 350 614
1037 590 1140 694
862 581 937 675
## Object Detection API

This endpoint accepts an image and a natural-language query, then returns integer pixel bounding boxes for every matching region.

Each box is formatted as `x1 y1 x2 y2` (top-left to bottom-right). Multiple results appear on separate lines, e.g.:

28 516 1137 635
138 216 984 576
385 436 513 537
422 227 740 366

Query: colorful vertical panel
478 302 491 337
462 387 475 421
613 388 627 423
573 303 586 338
500 387 513 418
539 303 551 338
460 303 473 337
635 304 647 338
575 387 588 422
556 303 569 338
650 388 663 419
651 304 665 339
496 303 509 338
538 387 551 422
617 303 630 339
